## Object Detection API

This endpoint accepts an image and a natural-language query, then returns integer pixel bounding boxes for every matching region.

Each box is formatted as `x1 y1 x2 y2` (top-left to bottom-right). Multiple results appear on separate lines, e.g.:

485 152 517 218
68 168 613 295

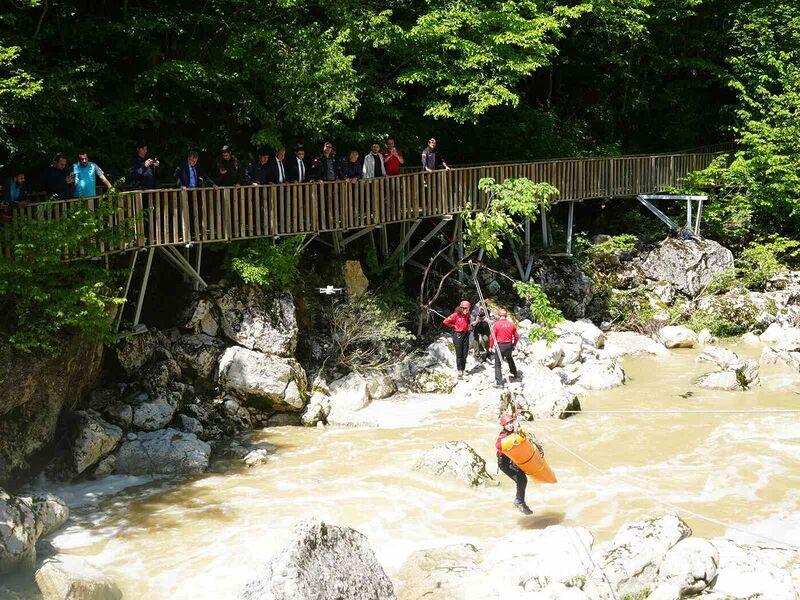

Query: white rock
365 373 397 400
239 519 396 600
218 346 307 411
0 489 38 575
696 345 743 370
412 441 495 487
646 583 681 600
25 493 69 539
515 363 581 418
638 238 734 296
131 395 178 431
657 326 699 349
115 429 211 475
301 391 331 426
572 359 625 390
65 412 123 477
602 332 670 359
656 537 719 595
397 543 485 600
243 448 270 468
482 526 594 593
696 359 759 391
526 340 564 368
697 328 716 345
215 287 298 356
326 373 371 425
740 332 761 344
556 336 583 366
184 297 219 337
711 539 798 600
585 515 691 599
35 554 122 600
171 334 227 380
554 319 605 348
760 322 787 344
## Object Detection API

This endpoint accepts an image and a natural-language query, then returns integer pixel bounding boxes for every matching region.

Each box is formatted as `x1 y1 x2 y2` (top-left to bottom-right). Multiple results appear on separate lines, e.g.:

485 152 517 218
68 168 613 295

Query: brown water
39 346 800 599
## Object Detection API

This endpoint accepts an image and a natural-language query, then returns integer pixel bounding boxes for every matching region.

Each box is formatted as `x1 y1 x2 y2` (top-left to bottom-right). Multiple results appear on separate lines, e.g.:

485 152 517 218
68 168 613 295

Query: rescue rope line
556 409 800 415
535 430 800 551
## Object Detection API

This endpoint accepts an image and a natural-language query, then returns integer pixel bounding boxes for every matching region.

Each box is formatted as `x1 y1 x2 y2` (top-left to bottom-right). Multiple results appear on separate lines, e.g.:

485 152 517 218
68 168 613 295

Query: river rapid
26 344 800 599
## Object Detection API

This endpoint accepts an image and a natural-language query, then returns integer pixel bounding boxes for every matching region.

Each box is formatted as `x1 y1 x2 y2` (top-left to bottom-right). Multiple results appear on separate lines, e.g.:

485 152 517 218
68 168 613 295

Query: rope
468 261 503 366
535 429 800 551
553 409 800 415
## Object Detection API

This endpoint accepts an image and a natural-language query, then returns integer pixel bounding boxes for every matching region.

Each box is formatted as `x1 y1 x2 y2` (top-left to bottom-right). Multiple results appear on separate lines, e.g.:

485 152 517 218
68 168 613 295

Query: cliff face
0 335 105 488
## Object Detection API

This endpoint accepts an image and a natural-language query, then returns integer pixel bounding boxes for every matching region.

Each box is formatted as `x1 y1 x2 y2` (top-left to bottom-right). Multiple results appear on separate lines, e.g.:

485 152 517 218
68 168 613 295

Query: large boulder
0 334 105 486
343 260 370 297
171 334 228 380
553 320 605 348
412 441 494 487
114 429 211 475
114 330 166 375
218 346 307 412
397 543 485 600
585 515 691 599
326 373 371 425
183 296 220 337
602 332 670 359
710 539 798 600
54 412 123 479
130 393 180 432
215 286 298 356
638 238 734 296
760 323 800 350
239 519 396 600
655 538 719 596
657 326 698 349
481 526 594 595
0 489 38 575
514 363 581 418
25 493 70 539
696 358 759 391
561 359 626 391
35 554 122 600
524 339 564 369
530 257 594 320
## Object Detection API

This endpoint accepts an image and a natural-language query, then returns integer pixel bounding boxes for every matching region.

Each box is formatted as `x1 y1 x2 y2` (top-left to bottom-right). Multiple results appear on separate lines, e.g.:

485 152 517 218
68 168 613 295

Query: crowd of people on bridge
1 137 452 221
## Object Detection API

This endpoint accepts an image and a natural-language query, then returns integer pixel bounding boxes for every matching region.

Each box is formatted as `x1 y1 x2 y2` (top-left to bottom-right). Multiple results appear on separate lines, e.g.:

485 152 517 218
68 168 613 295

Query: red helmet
497 308 508 317
500 414 515 426
459 300 471 310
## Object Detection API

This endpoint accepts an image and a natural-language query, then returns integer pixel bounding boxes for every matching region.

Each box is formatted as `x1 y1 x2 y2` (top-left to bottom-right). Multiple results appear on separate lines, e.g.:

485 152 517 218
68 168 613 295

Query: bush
737 236 800 290
324 292 413 372
513 281 563 342
226 236 303 291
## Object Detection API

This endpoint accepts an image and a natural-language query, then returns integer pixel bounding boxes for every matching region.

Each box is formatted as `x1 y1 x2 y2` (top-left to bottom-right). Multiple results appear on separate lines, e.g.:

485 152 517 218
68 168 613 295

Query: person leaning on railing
381 136 405 175
286 145 309 183
73 152 113 198
362 142 386 179
341 150 362 183
131 141 160 190
215 144 240 187
245 148 271 185
0 168 30 225
44 153 75 199
175 150 215 189
267 148 288 184
421 137 450 172
310 141 340 182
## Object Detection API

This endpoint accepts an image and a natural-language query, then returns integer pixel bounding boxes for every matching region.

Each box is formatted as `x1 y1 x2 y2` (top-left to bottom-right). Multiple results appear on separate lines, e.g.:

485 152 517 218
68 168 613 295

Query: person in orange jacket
489 308 519 387
496 413 533 514
443 300 471 378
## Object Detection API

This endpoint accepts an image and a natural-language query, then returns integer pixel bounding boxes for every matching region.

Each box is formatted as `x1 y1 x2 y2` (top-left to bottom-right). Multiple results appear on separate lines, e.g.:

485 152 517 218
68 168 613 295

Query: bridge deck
1 151 720 256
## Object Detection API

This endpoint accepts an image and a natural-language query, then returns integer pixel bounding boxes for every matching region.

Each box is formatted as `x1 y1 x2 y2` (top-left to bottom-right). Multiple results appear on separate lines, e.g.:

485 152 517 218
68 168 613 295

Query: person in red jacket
496 413 532 515
443 300 471 378
489 308 519 387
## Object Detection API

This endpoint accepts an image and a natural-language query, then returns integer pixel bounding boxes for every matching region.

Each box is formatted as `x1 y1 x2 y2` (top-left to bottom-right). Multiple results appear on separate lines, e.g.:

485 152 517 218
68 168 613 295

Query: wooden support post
341 225 375 247
133 247 155 328
457 220 465 286
114 250 138 333
449 215 461 264
566 201 574 255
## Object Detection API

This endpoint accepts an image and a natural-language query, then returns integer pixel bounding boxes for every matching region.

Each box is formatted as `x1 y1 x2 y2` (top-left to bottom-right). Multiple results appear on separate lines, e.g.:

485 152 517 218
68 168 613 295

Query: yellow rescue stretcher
500 432 557 484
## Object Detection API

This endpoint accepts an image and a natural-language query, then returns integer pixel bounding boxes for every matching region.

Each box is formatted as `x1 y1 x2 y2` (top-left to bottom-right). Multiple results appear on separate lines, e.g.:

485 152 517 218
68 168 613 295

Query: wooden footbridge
1 148 724 330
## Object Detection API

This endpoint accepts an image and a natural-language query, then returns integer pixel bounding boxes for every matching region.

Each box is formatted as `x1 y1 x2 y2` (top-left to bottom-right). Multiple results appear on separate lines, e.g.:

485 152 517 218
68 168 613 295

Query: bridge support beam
340 225 376 248
388 219 422 265
115 250 139 333
159 246 208 290
133 247 155 328
402 217 452 266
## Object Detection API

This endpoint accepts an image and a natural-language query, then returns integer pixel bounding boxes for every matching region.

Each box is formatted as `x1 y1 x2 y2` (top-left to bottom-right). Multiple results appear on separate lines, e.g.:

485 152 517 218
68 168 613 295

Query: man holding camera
470 302 492 361
132 141 159 190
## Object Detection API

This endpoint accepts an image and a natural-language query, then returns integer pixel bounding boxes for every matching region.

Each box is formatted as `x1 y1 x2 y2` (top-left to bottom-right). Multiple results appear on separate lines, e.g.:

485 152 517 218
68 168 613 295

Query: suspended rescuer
443 300 471 378
490 308 519 387
496 413 533 515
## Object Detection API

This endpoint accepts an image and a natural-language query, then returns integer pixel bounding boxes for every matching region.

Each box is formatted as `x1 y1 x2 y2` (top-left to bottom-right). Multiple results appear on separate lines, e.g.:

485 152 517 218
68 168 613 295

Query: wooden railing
1 151 721 255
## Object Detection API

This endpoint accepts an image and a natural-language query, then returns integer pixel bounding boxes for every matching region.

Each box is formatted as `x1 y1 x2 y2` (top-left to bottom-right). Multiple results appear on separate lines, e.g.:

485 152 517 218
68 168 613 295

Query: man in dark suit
175 151 215 188
286 145 309 183
267 147 288 184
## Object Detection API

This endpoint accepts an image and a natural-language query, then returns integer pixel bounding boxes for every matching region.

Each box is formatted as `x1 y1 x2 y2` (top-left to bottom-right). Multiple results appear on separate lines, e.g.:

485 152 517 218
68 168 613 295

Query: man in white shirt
362 142 386 179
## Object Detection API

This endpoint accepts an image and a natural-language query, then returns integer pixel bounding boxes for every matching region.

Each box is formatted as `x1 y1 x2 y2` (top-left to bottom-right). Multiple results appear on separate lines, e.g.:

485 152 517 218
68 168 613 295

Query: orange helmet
497 308 508 317
459 300 471 309
500 414 515 426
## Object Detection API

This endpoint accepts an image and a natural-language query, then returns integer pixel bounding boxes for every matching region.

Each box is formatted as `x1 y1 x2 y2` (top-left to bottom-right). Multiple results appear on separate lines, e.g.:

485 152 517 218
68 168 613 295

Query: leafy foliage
226 236 304 292
464 178 558 258
324 292 413 372
0 198 131 353
513 281 564 342
737 236 800 290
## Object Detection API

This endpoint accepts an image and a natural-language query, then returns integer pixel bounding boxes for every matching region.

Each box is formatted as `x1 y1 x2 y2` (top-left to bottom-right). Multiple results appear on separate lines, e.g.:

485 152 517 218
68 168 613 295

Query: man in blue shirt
73 152 113 198
175 151 214 188
1 169 30 224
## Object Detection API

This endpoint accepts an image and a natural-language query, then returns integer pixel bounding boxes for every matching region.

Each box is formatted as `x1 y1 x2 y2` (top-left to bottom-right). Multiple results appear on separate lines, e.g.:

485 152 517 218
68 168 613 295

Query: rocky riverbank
4 236 800 598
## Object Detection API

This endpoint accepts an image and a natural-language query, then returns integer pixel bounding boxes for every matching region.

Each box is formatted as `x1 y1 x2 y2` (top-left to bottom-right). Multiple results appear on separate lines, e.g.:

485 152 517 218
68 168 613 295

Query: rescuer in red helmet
496 412 533 515
443 299 471 378
489 308 519 388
